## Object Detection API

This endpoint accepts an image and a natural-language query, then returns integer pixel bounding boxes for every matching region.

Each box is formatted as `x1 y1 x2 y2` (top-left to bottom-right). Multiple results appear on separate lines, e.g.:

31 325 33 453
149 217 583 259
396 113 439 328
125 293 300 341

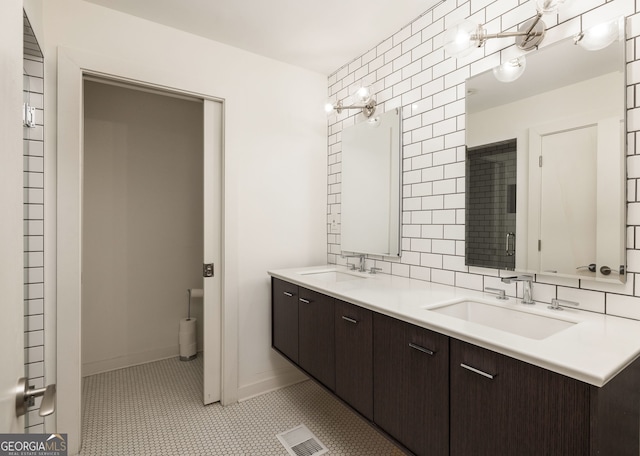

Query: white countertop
268 265 640 387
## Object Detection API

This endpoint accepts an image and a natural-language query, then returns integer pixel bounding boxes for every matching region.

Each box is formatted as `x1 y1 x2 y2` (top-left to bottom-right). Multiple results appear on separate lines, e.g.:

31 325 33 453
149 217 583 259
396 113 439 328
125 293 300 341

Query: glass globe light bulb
444 19 484 58
493 56 527 83
353 85 373 105
534 0 572 14
575 18 623 51
324 102 335 114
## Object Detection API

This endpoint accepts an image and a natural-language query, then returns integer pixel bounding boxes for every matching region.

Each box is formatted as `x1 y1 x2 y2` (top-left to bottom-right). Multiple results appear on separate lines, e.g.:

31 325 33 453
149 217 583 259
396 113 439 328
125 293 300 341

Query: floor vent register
276 424 329 456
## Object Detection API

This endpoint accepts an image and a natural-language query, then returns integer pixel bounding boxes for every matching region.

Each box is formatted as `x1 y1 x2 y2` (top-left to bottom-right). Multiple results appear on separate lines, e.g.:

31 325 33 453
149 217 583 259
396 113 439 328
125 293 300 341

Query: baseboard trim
82 345 181 377
237 369 308 402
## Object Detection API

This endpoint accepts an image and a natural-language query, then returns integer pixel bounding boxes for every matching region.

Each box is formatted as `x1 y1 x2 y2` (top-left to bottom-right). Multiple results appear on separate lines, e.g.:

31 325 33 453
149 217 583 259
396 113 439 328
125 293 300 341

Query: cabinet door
335 300 373 420
373 313 449 456
271 278 298 363
298 287 335 391
450 339 589 456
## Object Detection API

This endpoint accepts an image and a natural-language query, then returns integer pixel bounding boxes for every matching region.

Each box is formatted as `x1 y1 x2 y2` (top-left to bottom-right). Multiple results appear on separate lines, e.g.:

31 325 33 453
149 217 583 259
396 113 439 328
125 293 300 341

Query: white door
203 100 222 405
539 125 597 275
0 0 25 432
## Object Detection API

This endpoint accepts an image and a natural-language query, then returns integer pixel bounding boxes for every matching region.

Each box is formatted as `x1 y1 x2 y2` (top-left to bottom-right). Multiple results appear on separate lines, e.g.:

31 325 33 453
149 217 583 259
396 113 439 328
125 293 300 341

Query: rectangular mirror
341 108 402 257
465 27 626 283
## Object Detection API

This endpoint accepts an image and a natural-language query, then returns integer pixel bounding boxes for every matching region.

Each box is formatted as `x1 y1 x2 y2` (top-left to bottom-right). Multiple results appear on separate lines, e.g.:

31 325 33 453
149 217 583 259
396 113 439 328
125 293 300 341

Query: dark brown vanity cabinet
450 339 591 456
335 300 373 420
271 278 640 456
298 287 335 391
373 313 449 456
271 278 299 363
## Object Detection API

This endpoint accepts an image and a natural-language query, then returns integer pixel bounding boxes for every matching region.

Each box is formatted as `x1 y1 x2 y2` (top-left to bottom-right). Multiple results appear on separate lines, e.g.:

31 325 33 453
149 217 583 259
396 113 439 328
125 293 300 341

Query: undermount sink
427 300 576 340
297 269 367 282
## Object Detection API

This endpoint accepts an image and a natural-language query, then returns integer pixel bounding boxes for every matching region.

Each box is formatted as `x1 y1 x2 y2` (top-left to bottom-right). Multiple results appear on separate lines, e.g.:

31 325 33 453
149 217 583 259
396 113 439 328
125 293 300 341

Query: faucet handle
369 267 382 275
548 298 580 310
485 287 508 300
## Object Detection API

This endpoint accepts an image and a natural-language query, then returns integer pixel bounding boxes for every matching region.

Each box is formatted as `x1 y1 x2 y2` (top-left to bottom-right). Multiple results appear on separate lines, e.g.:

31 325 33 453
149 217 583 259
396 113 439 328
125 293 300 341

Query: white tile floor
80 356 404 455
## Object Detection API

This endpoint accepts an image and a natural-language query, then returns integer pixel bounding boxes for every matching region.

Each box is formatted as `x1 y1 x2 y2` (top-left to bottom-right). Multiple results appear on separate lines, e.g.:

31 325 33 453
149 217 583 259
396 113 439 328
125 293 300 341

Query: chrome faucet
341 253 366 272
501 275 534 305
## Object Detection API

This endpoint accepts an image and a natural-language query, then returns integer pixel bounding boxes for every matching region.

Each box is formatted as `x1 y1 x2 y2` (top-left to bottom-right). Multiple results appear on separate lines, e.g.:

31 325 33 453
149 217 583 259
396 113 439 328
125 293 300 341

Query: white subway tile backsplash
582 0 635 28
410 265 432 281
404 197 422 211
391 262 411 278
401 251 421 266
421 224 443 239
455 272 483 290
432 87 457 107
24 299 43 316
443 254 466 272
432 239 456 254
607 294 640 320
421 252 443 268
628 249 640 273
432 178 456 195
431 268 455 286
24 236 43 252
444 224 465 240
403 224 421 238
444 193 464 209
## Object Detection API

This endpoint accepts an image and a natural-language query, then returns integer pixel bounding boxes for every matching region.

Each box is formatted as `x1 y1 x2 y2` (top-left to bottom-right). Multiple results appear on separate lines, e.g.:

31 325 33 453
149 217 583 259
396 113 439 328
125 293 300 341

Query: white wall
327 0 640 319
35 0 326 415
82 80 205 375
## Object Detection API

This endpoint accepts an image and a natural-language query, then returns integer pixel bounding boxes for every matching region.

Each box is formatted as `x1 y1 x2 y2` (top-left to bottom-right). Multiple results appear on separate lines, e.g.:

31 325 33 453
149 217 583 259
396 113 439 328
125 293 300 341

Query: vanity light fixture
325 84 377 118
444 0 571 58
574 17 624 51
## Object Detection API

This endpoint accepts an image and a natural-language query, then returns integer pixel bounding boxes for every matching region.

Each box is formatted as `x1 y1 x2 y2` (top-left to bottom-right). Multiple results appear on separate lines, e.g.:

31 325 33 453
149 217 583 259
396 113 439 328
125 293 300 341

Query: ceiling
83 0 441 75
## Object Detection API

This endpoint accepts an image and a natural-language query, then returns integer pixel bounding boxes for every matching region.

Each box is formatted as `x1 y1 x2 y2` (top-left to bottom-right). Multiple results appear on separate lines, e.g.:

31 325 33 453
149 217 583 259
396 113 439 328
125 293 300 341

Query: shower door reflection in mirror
466 139 517 270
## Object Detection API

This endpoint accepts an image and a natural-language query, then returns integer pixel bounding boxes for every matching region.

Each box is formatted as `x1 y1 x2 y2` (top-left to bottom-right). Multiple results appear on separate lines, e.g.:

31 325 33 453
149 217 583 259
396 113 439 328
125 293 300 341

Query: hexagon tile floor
80 356 405 455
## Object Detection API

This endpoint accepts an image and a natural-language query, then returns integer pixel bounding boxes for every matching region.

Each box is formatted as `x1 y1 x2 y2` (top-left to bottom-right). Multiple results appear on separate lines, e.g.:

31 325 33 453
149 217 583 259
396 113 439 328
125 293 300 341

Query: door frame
56 47 238 454
0 0 25 433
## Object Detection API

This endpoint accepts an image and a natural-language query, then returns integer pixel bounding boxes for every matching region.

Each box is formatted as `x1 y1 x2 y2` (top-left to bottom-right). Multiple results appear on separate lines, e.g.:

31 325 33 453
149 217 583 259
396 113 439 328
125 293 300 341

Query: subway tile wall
327 0 640 320
23 11 46 433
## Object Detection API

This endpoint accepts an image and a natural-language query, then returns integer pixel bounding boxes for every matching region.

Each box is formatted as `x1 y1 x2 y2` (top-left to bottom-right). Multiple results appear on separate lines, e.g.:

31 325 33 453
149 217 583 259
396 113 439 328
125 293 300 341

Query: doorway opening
80 75 222 444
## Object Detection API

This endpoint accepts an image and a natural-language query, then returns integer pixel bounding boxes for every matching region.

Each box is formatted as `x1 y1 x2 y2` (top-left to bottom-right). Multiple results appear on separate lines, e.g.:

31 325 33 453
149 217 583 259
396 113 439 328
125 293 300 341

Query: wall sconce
444 0 571 58
325 85 377 118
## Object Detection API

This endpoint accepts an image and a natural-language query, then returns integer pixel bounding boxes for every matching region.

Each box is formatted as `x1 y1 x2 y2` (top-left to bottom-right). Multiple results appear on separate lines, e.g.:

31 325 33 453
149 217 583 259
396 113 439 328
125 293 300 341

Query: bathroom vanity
269 266 640 456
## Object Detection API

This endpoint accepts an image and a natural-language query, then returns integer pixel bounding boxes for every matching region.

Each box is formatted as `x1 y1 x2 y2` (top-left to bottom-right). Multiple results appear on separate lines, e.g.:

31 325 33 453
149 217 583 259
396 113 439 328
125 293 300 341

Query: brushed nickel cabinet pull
409 343 435 356
283 291 294 297
461 363 495 380
299 298 311 304
342 316 358 324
